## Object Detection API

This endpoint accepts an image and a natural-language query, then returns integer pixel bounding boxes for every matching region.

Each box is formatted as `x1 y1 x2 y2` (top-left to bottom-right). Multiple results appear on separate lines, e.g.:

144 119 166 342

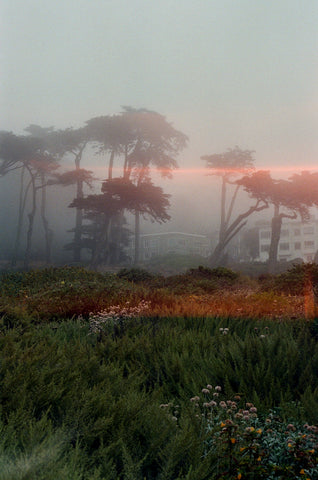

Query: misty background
1 0 318 267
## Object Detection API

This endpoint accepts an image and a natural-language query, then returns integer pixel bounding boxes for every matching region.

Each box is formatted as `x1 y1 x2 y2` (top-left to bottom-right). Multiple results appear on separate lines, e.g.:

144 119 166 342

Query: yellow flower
288 443 293 448
240 447 245 452
256 428 262 434
230 438 236 444
300 469 305 475
237 474 242 480
308 449 315 454
257 456 261 462
220 422 226 427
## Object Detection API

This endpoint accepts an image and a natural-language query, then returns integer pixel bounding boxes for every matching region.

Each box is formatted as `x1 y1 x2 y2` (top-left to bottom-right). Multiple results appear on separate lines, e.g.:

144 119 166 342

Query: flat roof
140 232 208 239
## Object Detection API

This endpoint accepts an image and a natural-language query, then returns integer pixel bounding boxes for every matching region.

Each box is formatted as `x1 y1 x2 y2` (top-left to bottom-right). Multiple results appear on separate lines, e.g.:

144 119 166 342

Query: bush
117 267 158 283
271 262 318 295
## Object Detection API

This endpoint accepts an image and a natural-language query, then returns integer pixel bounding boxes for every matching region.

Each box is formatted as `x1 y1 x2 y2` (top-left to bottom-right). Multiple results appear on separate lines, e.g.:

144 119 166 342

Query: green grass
0 313 318 479
0 266 318 478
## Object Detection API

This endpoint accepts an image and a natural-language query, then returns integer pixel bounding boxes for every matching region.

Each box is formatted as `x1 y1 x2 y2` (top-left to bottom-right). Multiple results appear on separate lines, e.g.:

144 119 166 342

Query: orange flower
237 474 242 480
230 438 236 444
300 469 305 475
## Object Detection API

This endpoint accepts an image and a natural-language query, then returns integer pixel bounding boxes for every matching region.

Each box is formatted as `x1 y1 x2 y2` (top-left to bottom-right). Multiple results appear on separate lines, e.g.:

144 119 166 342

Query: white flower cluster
89 300 150 333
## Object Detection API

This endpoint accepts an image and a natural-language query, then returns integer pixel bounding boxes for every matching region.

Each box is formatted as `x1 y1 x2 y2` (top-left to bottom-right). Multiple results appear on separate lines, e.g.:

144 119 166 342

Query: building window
279 243 290 251
294 228 301 236
303 226 314 234
281 229 289 237
260 231 271 239
294 242 301 250
304 241 314 249
261 245 270 252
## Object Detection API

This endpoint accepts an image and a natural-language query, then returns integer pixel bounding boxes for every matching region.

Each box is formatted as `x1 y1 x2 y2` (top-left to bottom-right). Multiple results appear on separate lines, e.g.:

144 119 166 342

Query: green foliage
192 387 318 479
0 266 142 321
188 265 239 281
1 312 318 478
117 267 158 283
268 262 318 295
1 266 318 478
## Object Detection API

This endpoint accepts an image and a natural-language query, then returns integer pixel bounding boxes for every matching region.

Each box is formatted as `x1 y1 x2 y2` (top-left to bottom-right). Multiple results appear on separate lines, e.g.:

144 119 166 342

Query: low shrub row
0 315 318 478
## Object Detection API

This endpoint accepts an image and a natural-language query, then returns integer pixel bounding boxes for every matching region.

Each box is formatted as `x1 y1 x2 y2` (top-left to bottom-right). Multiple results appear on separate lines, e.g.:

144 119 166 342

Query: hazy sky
1 0 318 176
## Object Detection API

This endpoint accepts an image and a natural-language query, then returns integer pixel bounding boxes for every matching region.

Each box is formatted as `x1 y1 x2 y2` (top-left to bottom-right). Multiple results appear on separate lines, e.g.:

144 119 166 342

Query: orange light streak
89 165 318 177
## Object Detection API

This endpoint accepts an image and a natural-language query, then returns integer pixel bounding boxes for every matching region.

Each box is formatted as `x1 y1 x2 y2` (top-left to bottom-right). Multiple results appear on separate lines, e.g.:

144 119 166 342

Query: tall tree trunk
73 156 84 262
11 166 28 267
24 172 37 269
108 149 115 180
134 211 140 265
40 175 53 264
90 216 110 269
268 205 282 274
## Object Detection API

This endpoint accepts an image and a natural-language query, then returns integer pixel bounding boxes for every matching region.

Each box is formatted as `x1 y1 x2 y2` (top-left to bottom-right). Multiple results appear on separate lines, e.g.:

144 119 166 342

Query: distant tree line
0 107 187 269
1 109 318 273
202 147 318 272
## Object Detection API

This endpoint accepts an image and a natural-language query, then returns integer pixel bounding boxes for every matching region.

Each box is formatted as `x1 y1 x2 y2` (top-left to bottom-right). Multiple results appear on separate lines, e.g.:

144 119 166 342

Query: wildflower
207 384 213 390
209 400 217 407
237 473 242 479
220 421 226 427
257 456 261 462
256 429 262 434
219 401 227 408
230 438 236 444
190 396 200 402
260 334 266 338
213 392 219 397
246 427 255 433
287 423 296 431
300 469 305 475
202 388 210 394
215 385 222 391
246 403 253 408
250 407 257 413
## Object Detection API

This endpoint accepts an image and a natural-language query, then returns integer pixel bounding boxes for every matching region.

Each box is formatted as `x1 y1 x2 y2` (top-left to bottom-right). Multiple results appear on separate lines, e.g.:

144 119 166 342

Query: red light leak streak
88 165 318 178
174 165 318 175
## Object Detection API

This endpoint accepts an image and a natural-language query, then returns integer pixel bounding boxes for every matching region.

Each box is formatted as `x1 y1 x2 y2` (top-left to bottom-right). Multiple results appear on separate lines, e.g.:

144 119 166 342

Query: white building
258 217 318 263
128 232 210 262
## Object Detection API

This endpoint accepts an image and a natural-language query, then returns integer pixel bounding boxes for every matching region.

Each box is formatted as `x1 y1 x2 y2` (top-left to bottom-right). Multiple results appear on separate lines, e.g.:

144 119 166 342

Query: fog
1 0 318 268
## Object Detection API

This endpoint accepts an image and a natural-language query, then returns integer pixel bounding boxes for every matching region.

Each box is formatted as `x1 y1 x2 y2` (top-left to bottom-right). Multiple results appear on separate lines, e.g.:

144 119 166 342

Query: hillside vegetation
0 265 318 479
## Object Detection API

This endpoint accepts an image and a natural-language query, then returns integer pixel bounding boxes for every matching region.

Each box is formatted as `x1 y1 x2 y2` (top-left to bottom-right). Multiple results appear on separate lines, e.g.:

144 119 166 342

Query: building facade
128 232 210 262
258 218 318 263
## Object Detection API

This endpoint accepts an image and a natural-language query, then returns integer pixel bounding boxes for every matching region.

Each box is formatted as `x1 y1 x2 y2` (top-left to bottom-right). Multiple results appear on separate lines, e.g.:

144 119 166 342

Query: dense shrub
270 262 318 295
1 315 318 478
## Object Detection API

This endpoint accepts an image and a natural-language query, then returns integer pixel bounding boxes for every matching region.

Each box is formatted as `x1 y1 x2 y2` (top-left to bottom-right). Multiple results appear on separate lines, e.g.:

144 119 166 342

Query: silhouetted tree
49 127 90 262
87 108 187 263
239 170 315 273
70 177 170 268
202 147 268 266
0 131 59 267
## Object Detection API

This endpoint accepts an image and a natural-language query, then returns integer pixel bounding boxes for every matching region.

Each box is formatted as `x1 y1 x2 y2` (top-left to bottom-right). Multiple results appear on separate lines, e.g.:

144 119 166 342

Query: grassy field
0 265 318 479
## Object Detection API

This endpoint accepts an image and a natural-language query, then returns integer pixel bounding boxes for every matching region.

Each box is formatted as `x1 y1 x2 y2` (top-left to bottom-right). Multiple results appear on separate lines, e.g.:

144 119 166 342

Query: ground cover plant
0 265 318 478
